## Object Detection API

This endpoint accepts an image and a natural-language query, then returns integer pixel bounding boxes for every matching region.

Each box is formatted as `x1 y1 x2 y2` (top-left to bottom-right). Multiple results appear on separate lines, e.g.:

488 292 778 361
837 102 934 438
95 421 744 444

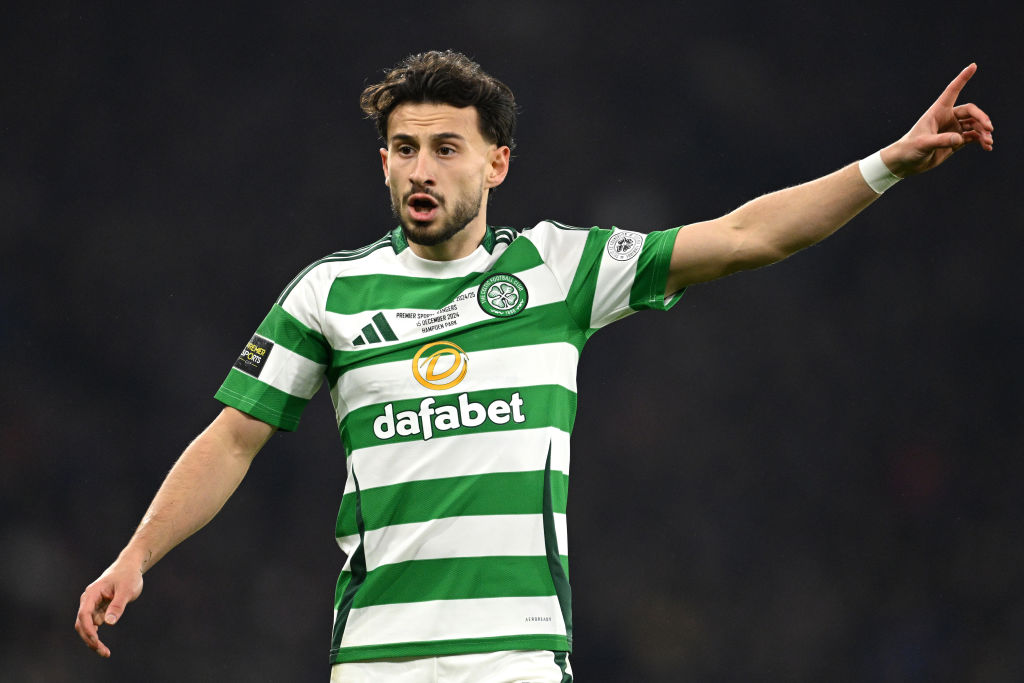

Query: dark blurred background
2 1 1021 681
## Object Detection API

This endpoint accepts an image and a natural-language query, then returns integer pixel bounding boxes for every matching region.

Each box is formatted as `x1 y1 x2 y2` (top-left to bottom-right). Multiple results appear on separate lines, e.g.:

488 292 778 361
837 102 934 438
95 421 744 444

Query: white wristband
858 150 901 194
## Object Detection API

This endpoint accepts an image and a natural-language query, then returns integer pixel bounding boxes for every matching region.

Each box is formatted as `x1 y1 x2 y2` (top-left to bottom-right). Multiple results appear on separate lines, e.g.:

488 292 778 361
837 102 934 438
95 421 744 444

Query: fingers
960 127 994 150
953 102 995 150
75 590 112 658
76 563 144 658
75 576 132 658
954 102 993 129
933 67 994 152
937 62 977 106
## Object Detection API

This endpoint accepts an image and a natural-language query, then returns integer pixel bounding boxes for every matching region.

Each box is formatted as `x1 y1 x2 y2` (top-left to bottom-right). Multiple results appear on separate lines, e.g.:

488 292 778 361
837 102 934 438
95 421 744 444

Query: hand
75 559 144 658
882 63 994 178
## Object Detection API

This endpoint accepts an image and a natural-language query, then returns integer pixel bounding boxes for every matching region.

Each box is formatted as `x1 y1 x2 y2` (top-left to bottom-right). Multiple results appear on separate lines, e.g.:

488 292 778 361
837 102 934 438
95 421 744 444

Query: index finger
937 63 977 106
76 592 112 657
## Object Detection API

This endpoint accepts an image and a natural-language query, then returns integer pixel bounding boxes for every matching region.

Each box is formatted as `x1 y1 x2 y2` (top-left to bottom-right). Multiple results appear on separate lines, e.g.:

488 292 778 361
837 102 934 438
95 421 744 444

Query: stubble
391 181 484 247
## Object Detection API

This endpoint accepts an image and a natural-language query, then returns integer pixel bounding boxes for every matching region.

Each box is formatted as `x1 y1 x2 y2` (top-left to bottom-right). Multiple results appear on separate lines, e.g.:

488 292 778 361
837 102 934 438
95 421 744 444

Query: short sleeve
215 295 331 431
561 225 683 331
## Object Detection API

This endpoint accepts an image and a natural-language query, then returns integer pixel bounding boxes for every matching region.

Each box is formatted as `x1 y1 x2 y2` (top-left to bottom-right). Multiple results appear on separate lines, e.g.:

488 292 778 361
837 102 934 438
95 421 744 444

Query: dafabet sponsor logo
372 341 526 441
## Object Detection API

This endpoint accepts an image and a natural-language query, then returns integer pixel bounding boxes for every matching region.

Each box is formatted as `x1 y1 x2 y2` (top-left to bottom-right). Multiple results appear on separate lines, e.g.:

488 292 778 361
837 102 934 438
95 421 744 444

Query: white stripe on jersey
340 596 567 649
519 221 591 297
339 513 569 571
341 427 571 496
590 228 644 328
331 342 579 423
253 341 326 399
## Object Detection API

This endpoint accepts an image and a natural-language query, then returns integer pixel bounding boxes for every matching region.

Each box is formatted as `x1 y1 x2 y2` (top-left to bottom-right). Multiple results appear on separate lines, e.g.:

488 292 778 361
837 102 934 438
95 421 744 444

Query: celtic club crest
606 230 644 261
478 273 528 318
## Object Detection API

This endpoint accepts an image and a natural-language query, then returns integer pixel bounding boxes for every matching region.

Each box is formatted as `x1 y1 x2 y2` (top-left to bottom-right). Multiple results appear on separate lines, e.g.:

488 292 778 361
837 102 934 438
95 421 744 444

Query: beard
391 181 484 247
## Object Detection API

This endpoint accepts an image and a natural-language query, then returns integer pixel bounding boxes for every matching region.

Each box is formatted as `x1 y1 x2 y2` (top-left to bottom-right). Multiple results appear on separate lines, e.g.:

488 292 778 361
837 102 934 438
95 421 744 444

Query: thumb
917 131 963 150
104 591 129 625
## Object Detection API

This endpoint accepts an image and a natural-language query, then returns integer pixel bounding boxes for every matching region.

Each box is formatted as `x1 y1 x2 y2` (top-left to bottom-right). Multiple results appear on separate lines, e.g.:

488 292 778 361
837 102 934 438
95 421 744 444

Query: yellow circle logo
412 341 468 390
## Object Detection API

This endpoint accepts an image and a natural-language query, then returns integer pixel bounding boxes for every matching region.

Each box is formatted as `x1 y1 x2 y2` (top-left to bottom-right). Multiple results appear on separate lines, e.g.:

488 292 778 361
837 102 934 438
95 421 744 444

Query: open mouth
407 193 440 222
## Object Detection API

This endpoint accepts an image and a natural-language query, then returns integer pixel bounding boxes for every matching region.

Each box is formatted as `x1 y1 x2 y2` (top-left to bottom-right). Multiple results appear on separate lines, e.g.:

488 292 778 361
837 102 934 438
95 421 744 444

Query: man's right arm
75 406 276 657
664 64 993 293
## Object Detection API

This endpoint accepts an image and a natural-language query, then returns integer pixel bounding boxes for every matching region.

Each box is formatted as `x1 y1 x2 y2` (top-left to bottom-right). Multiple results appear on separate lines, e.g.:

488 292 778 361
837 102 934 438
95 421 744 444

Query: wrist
116 545 153 575
859 149 902 194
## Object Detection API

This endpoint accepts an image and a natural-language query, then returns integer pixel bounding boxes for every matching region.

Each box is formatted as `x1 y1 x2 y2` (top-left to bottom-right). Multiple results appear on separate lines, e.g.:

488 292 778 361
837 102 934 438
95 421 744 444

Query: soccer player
76 51 993 681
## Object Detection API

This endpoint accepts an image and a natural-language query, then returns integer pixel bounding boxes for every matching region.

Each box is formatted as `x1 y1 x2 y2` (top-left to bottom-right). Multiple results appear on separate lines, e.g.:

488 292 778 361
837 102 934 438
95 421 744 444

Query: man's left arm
666 63 994 293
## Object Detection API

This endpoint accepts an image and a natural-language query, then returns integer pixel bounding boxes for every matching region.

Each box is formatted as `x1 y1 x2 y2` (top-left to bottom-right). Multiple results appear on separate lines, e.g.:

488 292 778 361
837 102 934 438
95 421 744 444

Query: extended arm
667 63 994 293
75 406 276 657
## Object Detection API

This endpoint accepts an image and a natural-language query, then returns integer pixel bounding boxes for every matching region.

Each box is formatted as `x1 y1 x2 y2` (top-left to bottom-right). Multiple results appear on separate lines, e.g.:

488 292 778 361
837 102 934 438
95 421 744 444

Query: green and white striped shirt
215 221 683 663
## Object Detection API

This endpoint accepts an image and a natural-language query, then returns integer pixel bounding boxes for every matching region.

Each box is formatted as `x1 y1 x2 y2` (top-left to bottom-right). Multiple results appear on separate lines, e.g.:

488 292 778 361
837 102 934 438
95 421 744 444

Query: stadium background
2 1 1021 680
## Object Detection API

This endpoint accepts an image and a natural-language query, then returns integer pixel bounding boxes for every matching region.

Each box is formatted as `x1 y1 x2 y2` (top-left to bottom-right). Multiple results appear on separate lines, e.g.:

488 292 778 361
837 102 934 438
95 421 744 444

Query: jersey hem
329 634 572 664
645 225 685 310
214 386 299 432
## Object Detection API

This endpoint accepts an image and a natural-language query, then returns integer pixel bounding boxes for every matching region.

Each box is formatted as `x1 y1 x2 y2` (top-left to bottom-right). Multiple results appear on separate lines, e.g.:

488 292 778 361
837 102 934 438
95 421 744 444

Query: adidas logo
353 312 398 346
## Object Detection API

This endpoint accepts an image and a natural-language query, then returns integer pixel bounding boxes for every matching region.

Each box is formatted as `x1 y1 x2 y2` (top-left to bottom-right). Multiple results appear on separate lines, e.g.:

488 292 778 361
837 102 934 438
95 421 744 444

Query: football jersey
215 221 683 663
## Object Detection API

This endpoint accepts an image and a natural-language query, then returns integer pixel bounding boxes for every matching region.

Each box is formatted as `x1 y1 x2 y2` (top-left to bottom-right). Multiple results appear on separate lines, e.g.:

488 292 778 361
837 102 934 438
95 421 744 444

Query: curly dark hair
360 50 517 151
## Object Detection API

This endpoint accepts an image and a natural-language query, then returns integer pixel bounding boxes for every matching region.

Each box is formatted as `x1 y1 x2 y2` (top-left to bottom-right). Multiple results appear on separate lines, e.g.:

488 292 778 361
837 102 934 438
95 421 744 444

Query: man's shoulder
521 219 593 236
316 233 397 267
277 232 397 305
517 220 596 257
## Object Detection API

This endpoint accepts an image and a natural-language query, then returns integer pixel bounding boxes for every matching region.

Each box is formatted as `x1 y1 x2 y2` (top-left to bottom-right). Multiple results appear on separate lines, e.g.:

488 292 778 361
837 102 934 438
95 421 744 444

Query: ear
379 148 389 186
485 146 511 189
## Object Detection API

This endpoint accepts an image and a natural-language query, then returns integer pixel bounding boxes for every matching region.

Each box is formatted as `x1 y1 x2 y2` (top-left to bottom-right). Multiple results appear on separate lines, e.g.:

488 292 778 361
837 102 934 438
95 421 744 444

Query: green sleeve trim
629 226 684 311
214 370 310 431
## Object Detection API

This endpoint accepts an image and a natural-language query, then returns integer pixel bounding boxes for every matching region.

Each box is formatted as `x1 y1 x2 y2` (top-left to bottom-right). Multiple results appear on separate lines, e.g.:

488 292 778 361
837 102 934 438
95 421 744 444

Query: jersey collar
389 225 498 255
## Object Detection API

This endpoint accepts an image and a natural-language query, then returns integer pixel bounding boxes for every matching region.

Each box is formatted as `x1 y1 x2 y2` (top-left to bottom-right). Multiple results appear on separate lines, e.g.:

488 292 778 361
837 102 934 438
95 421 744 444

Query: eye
396 144 416 156
437 145 456 157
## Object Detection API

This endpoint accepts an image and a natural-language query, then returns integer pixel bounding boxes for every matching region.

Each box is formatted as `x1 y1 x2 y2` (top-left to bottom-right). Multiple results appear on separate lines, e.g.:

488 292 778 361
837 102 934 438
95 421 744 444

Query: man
76 50 993 681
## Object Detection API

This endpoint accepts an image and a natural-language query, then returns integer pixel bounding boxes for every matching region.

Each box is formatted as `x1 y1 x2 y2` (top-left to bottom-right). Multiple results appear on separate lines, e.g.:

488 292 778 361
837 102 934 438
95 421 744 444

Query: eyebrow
389 132 467 145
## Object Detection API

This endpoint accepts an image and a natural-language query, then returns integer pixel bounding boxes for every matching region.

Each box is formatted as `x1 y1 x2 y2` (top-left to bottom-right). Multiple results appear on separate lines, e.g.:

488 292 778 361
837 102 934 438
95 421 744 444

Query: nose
409 150 435 187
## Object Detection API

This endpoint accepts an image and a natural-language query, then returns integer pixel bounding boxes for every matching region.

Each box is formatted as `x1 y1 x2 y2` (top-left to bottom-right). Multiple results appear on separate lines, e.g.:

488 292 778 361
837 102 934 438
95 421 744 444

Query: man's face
381 102 509 250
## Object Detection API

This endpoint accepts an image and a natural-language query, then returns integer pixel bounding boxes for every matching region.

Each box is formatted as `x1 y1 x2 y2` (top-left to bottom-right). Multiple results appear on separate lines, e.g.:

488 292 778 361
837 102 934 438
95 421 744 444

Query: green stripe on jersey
325 240 543 315
351 555 565 607
257 304 331 363
564 228 607 330
215 371 311 431
336 470 571 536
